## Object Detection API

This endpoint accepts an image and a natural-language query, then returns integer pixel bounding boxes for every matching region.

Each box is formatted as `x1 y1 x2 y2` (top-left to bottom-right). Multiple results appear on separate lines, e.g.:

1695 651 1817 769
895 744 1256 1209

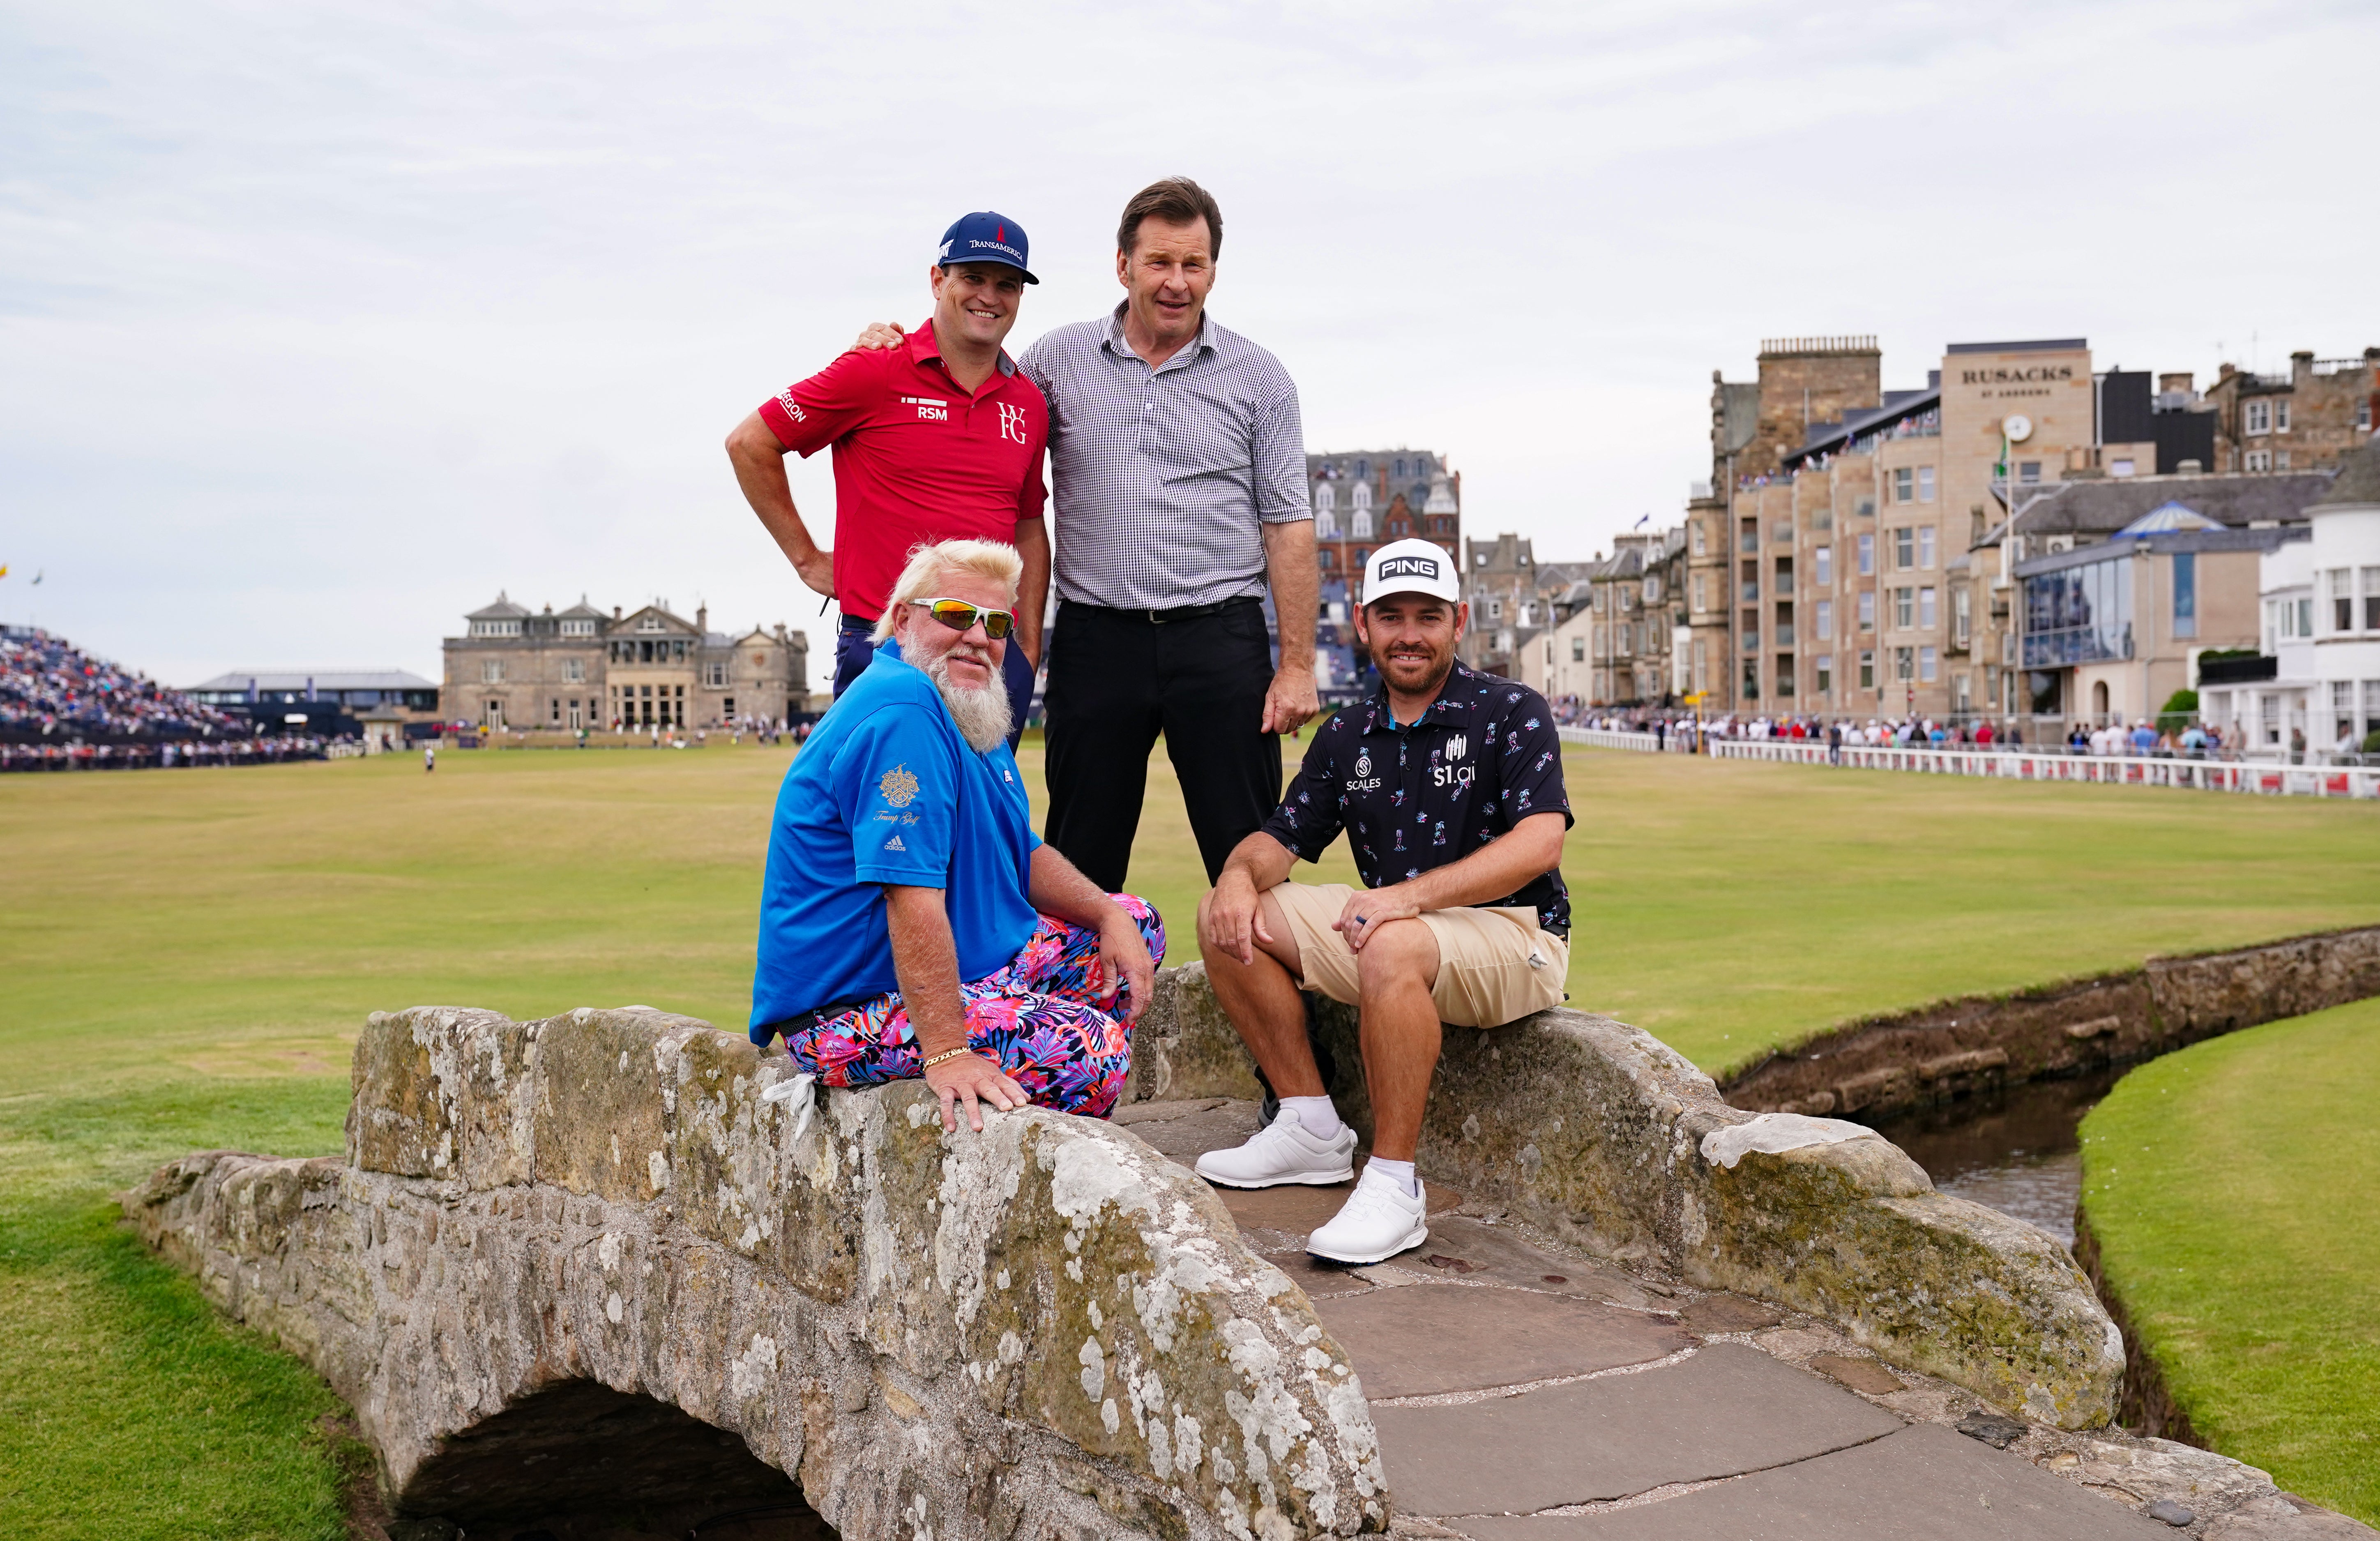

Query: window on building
1894 467 1914 503
1893 528 1914 569
1741 559 1759 602
1317 547 1334 570
1954 674 1972 713
481 659 503 683
1739 518 1757 554
1742 660 1758 700
2366 679 2380 738
1919 466 1936 503
2358 399 2373 431
1742 608 1758 650
1355 459 1369 479
1953 587 1971 647
1858 533 1875 576
1351 509 1373 538
1692 522 1707 555
2299 596 2315 636
2245 400 2271 435
1858 591 1876 631
1814 545 1832 585
1817 655 1834 693
1394 458 1407 478
1894 587 1915 629
1774 554 1793 587
1352 481 1372 512
2018 461 2041 483
2275 400 2291 433
1692 574 1706 611
1919 646 1938 683
1775 657 1795 696
1895 646 1915 682
2166 552 2196 639
1816 598 1833 637
2363 567 2380 630
1919 586 1938 630
1919 527 1937 569
2246 449 2272 472
1859 650 1875 690
562 658 584 683
1571 637 1585 662
1644 576 1661 603
1773 520 1792 545
2334 682 2356 745
550 698 561 724
1488 597 1503 619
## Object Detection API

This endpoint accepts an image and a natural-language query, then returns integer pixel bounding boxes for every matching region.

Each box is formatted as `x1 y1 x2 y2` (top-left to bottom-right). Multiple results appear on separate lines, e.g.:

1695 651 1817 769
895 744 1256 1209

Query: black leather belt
1066 596 1260 625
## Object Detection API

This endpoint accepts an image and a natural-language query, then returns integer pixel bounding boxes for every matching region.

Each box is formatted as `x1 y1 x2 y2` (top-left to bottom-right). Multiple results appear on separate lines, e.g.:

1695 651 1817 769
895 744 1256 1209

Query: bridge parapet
128 1004 1387 1540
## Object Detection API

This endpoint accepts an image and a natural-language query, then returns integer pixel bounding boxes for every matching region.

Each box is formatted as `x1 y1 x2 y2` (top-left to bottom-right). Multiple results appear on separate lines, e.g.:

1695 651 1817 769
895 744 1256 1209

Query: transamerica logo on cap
1379 555 1440 580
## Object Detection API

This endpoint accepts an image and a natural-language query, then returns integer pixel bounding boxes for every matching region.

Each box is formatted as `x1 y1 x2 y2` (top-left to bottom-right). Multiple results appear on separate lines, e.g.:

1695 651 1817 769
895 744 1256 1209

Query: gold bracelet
921 1046 972 1070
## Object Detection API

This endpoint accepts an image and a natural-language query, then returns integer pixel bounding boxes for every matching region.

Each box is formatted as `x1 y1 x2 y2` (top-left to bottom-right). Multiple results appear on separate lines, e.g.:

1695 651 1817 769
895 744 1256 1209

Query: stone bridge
129 976 2360 1540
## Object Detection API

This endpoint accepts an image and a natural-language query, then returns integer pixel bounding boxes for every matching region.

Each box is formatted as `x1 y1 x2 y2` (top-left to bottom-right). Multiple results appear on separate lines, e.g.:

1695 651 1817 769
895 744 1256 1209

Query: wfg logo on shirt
998 402 1028 445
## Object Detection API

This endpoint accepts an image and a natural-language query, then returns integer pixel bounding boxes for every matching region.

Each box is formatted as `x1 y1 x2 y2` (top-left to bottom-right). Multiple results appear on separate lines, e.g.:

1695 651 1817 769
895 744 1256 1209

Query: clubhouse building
440 595 808 732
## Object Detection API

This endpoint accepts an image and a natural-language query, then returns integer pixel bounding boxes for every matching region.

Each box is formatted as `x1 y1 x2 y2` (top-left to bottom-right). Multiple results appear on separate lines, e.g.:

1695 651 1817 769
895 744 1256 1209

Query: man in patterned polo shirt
1191 539 1572 1264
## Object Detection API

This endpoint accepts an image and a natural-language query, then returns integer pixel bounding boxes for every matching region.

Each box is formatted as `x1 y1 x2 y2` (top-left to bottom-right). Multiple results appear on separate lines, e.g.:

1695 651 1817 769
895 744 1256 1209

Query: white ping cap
1361 538 1461 606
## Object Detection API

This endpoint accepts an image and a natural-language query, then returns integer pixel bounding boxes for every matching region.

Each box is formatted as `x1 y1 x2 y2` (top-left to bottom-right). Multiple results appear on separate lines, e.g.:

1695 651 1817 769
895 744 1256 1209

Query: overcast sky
5 1 2373 686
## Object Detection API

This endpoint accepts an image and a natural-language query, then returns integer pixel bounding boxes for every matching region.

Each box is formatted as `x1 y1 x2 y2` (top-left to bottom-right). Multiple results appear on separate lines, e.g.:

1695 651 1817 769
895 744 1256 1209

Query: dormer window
1315 482 1335 512
638 616 665 632
1352 482 1372 512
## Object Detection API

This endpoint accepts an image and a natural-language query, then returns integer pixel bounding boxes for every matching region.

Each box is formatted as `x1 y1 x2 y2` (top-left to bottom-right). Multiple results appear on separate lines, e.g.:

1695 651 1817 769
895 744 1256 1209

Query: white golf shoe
1193 1107 1358 1189
1306 1165 1429 1264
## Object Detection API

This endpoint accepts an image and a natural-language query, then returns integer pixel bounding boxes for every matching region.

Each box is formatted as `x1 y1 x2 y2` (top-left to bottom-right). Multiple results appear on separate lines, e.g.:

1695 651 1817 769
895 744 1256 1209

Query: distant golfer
423 743 435 774
726 212 1050 745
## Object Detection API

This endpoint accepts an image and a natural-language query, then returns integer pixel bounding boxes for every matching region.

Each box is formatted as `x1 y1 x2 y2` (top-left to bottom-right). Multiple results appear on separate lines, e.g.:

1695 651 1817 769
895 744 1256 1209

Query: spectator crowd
0 628 329 772
1551 696 2247 761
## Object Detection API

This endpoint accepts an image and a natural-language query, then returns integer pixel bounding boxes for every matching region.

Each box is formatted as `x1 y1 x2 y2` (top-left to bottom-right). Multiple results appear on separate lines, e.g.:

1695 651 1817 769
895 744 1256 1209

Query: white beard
923 650 1013 753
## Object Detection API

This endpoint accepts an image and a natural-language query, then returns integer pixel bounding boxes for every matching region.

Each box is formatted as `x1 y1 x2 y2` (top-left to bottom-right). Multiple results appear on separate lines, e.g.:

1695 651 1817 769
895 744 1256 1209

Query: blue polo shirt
749 651 1039 1040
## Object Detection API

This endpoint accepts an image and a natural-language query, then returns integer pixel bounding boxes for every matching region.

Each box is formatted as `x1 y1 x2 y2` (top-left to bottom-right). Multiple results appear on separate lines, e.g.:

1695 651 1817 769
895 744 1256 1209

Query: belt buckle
1148 608 1169 625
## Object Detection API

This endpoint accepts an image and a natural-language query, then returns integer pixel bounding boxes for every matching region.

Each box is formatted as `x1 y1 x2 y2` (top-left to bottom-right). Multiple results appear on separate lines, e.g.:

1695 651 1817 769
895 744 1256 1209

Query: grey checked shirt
1018 302 1308 610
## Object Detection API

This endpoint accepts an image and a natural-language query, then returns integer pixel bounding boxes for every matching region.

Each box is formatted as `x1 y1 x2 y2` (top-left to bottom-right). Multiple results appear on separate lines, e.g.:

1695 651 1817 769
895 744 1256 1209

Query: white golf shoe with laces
1193 1106 1358 1189
1305 1164 1429 1264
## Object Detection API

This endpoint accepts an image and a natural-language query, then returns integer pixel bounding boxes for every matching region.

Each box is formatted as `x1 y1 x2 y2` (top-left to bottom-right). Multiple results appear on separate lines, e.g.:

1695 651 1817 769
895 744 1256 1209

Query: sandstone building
441 594 807 732
2203 348 2380 475
1307 448 1462 589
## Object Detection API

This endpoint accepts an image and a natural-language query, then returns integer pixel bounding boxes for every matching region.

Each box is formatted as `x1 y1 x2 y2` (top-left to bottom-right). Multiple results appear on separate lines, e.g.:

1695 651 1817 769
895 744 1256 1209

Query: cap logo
995 224 1005 241
1378 555 1440 580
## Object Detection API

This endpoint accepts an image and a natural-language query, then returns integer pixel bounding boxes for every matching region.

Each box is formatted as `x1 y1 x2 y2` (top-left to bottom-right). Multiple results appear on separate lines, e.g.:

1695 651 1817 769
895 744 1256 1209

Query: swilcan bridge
127 976 2362 1539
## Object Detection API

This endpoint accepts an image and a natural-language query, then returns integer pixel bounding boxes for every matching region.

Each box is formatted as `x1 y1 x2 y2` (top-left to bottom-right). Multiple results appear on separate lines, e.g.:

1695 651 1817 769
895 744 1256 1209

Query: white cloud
1 0 2370 683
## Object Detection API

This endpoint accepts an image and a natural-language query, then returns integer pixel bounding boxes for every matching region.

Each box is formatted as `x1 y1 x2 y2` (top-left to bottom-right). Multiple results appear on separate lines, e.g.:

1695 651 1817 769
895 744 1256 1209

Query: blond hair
871 539 1024 644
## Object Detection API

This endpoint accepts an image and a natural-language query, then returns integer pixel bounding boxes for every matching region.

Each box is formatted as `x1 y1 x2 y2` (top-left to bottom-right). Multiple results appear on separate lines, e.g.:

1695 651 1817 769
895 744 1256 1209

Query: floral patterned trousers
778 895 1164 1120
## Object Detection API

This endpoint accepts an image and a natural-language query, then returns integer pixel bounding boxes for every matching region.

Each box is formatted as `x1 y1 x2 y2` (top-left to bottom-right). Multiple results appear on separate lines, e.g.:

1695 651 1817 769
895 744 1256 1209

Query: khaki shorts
1266 881 1569 1029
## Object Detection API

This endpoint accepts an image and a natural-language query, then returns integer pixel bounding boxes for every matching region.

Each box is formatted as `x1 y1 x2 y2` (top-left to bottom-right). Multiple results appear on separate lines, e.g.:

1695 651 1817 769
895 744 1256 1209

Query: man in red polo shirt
725 212 1050 741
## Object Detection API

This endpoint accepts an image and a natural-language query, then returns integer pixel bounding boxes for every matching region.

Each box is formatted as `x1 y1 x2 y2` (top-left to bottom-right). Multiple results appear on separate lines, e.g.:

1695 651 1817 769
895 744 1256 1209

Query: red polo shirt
757 321 1049 621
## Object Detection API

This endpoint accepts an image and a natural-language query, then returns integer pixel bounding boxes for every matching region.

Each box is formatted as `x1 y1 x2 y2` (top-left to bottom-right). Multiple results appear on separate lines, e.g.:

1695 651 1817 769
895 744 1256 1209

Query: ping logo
1378 555 1439 580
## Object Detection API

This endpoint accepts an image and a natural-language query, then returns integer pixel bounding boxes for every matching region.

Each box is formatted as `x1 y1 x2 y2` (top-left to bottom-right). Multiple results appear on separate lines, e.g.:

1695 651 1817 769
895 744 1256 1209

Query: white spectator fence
1558 728 1693 753
1703 739 2380 799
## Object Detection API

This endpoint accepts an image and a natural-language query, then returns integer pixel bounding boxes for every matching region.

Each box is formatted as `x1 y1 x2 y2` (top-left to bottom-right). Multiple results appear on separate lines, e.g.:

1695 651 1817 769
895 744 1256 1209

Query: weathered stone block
131 1002 1387 1539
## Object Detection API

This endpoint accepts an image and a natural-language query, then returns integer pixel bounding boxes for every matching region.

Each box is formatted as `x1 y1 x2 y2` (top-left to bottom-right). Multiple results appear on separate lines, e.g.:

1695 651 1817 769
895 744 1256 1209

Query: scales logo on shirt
901 395 949 422
998 401 1028 445
1346 746 1380 793
1354 749 1371 778
879 764 921 807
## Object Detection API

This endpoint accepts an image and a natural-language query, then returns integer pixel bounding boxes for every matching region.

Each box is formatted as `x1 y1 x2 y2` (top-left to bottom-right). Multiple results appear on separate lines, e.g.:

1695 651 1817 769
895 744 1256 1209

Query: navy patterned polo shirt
1259 662 1573 936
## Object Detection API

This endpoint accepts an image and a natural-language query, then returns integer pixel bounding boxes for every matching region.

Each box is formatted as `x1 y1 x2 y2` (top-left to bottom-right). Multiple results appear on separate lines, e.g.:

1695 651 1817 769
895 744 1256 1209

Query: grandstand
0 627 329 770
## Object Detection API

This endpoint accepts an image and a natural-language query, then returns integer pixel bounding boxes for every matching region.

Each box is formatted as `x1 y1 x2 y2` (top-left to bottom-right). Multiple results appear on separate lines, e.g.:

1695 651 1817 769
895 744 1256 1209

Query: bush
2157 688 2199 729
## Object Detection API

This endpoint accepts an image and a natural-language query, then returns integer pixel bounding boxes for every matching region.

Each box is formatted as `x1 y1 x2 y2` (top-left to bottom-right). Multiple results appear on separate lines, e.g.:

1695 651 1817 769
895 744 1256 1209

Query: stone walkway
1111 1099 2367 1541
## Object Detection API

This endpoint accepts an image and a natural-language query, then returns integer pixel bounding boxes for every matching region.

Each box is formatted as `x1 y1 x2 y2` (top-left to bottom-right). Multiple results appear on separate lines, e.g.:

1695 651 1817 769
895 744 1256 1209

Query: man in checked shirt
1192 540 1572 1265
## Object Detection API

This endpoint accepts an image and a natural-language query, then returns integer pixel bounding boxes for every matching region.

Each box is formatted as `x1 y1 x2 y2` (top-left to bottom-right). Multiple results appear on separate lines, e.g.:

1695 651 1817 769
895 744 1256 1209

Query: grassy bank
2079 998 2380 1523
4 740 2378 1536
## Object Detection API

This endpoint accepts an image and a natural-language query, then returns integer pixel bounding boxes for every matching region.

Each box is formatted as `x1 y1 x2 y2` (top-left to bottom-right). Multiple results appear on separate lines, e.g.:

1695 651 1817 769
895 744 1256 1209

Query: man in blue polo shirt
750 538 1163 1133
1191 539 1572 1263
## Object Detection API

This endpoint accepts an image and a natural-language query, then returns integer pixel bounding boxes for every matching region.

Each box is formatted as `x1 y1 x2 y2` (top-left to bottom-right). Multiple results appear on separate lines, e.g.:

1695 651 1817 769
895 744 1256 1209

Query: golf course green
4 741 2376 1537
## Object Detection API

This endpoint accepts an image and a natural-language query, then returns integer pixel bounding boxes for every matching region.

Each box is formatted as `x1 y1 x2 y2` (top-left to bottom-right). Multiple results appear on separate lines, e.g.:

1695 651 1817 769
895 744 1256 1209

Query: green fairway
3 740 2377 1536
2079 999 2380 1524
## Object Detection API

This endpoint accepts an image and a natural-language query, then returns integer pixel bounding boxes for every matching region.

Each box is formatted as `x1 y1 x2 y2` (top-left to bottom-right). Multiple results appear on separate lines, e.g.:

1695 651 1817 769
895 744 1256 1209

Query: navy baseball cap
938 212 1038 284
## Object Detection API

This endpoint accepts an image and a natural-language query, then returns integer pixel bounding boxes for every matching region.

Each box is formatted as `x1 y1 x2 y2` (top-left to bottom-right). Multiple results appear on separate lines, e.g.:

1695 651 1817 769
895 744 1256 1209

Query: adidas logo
884 835 906 851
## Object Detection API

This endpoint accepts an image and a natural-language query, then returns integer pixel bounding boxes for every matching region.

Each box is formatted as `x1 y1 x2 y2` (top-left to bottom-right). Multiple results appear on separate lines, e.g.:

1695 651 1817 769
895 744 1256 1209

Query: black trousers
1042 599 1281 892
